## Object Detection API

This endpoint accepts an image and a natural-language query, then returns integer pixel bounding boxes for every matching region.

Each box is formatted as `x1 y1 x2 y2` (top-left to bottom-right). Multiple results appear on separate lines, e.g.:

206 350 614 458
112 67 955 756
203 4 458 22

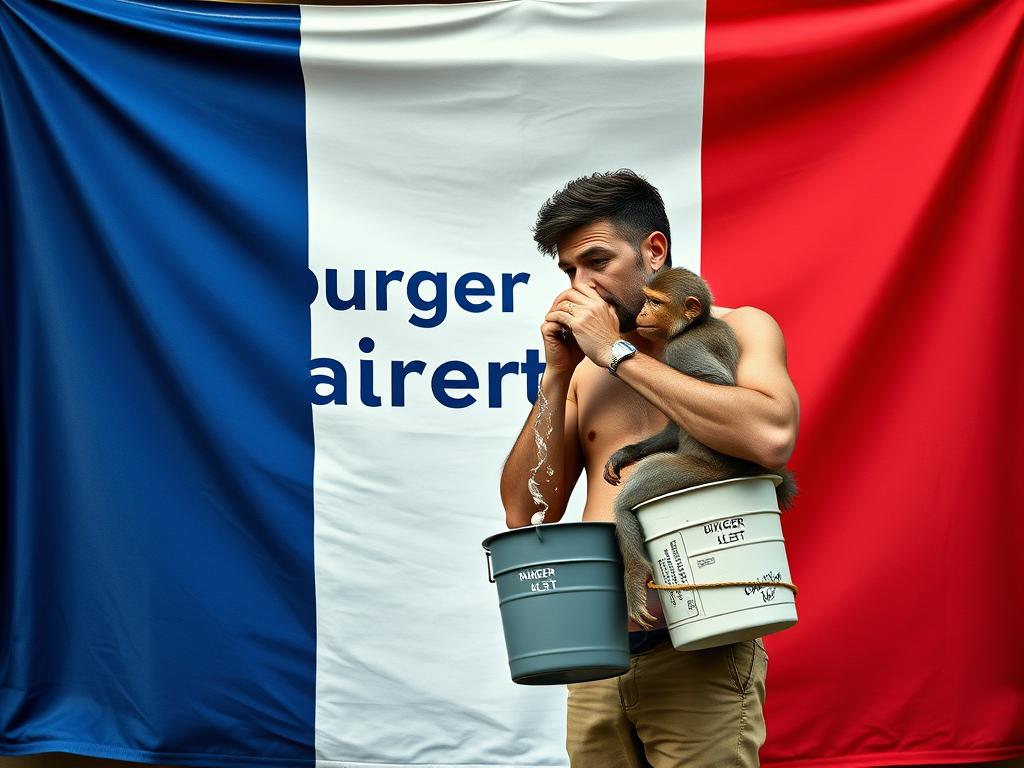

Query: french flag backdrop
1 0 1022 767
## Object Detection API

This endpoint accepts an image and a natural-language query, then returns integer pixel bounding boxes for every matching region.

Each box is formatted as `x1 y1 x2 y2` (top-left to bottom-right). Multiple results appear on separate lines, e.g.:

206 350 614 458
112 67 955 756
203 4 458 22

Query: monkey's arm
500 372 585 528
615 308 799 469
603 422 680 485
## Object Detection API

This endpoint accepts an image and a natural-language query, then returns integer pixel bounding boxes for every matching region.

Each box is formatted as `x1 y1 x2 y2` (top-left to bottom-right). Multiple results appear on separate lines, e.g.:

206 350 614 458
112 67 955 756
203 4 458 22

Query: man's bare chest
574 366 668 466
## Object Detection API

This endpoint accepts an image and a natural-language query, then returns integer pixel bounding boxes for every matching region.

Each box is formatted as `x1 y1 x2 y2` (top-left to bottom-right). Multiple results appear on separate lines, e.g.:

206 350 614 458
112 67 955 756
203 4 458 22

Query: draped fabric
702 1 1024 763
1 0 1022 767
0 1 317 766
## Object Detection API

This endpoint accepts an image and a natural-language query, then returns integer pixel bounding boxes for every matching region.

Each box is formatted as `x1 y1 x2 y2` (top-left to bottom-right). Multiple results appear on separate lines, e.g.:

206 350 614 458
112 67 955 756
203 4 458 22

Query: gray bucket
482 522 629 685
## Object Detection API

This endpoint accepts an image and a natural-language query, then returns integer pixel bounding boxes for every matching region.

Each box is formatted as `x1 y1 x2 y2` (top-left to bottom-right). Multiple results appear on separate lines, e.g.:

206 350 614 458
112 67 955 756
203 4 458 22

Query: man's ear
643 231 668 272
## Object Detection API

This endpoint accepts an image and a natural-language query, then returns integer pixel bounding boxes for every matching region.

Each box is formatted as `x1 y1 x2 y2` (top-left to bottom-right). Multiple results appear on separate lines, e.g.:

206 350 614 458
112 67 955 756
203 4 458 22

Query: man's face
556 220 652 332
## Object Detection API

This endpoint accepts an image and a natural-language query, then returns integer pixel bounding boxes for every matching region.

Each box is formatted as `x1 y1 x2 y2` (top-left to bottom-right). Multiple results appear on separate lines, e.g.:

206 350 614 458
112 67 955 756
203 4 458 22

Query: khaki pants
566 638 768 768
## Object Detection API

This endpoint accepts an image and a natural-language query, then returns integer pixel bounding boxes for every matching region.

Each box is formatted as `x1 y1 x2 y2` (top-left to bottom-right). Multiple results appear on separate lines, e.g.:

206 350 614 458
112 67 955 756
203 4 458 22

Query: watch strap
609 341 637 377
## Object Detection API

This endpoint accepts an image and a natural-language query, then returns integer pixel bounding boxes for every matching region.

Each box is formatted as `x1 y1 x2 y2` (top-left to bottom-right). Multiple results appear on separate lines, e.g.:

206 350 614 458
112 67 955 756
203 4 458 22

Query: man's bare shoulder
569 357 645 420
713 305 778 325
569 357 603 393
712 306 786 344
565 357 601 403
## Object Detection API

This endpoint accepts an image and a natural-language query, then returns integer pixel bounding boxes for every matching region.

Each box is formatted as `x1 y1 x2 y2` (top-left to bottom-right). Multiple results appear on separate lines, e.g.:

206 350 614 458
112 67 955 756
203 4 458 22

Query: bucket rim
481 520 617 551
632 474 783 512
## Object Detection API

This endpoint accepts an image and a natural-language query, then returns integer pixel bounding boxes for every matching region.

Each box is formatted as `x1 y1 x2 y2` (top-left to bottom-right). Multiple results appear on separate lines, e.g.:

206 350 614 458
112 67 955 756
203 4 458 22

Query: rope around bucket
647 579 799 596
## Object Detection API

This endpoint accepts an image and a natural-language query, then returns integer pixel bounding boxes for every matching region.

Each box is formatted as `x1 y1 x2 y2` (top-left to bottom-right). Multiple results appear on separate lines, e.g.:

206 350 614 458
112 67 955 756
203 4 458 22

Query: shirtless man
500 170 799 767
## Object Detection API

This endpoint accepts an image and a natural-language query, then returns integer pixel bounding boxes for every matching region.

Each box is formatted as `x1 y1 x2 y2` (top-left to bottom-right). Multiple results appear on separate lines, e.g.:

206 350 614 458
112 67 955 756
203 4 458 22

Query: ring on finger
566 302 575 316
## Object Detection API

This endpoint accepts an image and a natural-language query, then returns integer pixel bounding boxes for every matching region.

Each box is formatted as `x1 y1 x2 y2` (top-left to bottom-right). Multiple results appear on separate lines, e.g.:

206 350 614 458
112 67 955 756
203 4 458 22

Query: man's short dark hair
533 169 672 267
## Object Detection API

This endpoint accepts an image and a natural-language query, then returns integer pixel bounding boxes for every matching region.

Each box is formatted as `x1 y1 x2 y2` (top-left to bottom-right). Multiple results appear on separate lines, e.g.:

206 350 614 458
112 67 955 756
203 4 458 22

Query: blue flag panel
0 1 314 765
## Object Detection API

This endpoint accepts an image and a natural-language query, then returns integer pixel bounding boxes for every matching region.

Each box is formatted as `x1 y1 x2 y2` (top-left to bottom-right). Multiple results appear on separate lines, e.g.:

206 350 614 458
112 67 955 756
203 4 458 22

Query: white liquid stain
527 387 554 525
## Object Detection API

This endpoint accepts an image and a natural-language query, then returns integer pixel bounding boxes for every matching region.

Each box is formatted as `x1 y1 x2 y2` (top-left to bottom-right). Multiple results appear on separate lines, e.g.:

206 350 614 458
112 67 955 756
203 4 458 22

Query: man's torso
570 306 737 629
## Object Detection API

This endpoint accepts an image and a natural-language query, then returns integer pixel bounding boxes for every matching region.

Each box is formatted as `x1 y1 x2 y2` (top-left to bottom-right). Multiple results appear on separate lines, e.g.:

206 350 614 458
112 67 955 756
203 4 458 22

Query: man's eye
564 269 576 279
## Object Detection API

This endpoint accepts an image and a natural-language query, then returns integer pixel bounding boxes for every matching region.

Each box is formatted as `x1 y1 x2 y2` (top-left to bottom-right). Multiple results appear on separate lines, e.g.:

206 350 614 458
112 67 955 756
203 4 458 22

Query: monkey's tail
774 469 798 510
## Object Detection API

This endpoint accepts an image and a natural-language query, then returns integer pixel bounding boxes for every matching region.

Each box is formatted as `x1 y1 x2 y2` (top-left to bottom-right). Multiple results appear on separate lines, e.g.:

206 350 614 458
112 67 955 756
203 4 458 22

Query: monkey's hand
604 447 636 485
624 560 658 629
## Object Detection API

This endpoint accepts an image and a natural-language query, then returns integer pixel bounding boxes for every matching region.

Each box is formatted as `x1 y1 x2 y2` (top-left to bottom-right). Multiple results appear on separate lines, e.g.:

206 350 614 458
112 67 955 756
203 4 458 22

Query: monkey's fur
604 268 797 628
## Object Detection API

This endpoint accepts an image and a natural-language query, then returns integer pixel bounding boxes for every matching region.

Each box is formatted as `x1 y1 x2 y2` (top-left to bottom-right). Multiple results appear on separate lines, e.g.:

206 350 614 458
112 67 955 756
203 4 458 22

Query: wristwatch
608 340 637 377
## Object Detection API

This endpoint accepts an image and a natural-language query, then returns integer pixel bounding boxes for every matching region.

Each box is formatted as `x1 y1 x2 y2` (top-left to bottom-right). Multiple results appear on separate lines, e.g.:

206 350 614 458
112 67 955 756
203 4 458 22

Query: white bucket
634 474 797 651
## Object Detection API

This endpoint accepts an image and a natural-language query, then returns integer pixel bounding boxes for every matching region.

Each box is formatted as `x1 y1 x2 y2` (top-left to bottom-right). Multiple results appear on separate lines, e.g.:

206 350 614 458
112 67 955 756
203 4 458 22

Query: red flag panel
702 0 1024 764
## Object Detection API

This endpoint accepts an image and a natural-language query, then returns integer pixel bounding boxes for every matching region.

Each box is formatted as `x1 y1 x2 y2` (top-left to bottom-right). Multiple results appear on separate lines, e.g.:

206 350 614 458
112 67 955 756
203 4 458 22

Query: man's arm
500 293 589 529
500 372 585 528
550 283 799 470
614 307 799 469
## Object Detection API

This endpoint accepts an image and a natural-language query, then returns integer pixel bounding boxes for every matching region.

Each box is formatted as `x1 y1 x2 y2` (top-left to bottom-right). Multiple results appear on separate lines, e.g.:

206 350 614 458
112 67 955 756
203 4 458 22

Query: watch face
609 340 636 375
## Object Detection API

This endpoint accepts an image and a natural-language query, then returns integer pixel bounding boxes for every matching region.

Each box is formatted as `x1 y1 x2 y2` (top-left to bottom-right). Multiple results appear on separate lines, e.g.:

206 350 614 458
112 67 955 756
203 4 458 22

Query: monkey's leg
616 453 732 513
685 358 735 387
603 423 680 486
665 329 738 387
614 454 733 627
614 499 658 629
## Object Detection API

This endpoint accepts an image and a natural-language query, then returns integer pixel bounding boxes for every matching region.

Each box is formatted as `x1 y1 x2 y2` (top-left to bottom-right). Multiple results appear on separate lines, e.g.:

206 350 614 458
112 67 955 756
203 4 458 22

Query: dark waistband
628 628 672 655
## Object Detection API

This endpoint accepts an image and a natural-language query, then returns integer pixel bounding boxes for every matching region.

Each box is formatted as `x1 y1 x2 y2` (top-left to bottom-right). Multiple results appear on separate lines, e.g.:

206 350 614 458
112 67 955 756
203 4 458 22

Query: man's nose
571 269 591 289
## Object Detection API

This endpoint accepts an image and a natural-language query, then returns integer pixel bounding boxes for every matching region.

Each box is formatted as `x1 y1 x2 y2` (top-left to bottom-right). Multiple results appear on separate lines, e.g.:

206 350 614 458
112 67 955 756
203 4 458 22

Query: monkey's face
636 288 703 340
635 289 674 340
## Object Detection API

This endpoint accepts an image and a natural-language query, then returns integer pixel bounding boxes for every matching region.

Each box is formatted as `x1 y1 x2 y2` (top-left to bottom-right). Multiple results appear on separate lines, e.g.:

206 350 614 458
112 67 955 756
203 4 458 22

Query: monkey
603 267 797 628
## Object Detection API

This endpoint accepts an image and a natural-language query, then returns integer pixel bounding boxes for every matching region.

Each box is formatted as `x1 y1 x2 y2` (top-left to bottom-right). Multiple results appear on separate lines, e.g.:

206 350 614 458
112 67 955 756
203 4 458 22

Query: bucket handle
485 549 495 583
